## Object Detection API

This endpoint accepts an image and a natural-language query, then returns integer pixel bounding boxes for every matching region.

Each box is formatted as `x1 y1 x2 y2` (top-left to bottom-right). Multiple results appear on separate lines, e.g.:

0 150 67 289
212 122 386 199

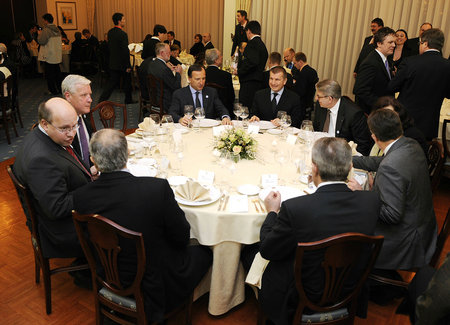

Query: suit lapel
183 87 195 108
335 101 346 136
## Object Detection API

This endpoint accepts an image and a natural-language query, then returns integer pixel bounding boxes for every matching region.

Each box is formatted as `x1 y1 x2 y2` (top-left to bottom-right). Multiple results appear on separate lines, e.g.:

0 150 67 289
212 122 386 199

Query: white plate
136 158 157 166
237 184 261 196
168 176 189 186
199 119 221 128
175 184 221 206
291 127 300 135
173 124 189 133
259 186 305 202
128 164 158 177
267 128 283 135
126 137 145 144
249 120 277 130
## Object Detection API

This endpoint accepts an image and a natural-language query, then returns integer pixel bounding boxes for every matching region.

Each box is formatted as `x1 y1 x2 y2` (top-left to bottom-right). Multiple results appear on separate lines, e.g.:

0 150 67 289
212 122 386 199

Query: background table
27 43 71 73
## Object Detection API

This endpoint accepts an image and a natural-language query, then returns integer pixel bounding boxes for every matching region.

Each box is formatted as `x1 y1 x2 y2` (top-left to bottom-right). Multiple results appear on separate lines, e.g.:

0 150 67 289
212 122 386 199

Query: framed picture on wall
56 2 77 30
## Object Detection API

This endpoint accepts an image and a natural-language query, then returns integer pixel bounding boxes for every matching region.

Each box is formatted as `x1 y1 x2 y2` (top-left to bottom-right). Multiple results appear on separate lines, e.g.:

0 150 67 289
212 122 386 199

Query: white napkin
128 43 136 52
348 141 359 156
138 117 155 131
245 253 270 289
175 181 210 202
228 195 248 213
134 43 143 53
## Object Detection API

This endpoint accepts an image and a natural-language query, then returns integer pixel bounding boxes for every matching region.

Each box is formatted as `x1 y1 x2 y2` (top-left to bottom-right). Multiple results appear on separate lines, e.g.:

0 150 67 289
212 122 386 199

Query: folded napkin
134 43 143 53
245 253 270 289
348 141 358 156
128 43 136 52
138 117 155 131
175 181 210 202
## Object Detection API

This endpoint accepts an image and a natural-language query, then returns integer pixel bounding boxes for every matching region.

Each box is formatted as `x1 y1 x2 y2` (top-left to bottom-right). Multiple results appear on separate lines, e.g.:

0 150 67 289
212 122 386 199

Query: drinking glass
184 105 194 129
301 120 314 147
155 127 168 157
240 106 249 127
194 107 205 131
281 115 292 139
169 139 187 175
161 115 174 134
149 114 160 127
233 103 242 124
227 152 240 190
142 131 156 156
276 110 287 129
216 150 230 186
290 148 306 184
274 149 289 186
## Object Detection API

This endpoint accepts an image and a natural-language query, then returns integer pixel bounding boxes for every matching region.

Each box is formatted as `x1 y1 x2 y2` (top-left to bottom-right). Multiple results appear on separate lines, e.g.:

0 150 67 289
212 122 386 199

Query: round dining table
126 122 309 315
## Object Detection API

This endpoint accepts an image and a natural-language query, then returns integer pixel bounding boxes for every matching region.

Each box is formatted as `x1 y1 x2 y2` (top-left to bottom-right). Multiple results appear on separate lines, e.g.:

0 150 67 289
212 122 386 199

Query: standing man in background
231 10 249 56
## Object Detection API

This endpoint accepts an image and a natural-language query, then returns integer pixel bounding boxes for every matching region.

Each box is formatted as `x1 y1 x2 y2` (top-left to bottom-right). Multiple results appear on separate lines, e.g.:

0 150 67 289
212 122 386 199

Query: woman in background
189 34 204 57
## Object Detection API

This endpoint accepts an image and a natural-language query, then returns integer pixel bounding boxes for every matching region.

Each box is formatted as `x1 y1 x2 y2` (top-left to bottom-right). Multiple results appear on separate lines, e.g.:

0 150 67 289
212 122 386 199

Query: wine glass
290 148 306 184
155 127 168 157
184 105 194 129
281 115 292 139
276 111 287 129
300 120 314 146
274 149 289 186
240 106 249 127
194 107 205 131
227 152 240 190
233 103 242 124
161 115 174 134
216 150 230 186
149 114 160 127
169 139 186 175
142 130 156 156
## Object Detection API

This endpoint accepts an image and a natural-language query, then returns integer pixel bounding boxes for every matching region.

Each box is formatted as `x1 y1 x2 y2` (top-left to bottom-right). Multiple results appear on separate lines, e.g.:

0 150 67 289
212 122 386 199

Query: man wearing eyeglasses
13 98 93 261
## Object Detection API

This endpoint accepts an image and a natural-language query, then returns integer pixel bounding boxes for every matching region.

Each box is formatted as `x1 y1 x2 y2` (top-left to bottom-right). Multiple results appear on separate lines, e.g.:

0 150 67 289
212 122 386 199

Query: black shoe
125 99 138 104
73 272 93 290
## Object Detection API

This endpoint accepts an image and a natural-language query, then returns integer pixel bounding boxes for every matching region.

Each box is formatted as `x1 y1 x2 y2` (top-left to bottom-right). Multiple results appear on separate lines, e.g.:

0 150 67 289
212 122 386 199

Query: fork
251 197 260 213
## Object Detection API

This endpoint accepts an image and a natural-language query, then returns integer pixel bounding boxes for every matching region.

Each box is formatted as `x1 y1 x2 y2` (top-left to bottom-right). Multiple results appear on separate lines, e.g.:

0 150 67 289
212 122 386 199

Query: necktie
272 93 278 112
65 146 93 181
323 109 331 133
384 60 391 79
195 91 201 108
78 118 90 167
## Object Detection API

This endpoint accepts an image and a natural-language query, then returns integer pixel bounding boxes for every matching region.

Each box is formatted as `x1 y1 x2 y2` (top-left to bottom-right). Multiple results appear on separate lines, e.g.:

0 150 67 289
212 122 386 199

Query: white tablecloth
27 43 71 73
439 98 450 141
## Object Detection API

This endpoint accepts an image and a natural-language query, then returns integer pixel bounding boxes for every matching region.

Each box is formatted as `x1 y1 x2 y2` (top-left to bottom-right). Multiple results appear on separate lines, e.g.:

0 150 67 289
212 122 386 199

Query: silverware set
251 196 265 213
217 194 229 212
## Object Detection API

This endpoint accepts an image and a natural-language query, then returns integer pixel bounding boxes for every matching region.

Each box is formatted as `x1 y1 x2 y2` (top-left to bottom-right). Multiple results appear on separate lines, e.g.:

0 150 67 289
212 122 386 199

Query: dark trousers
239 80 261 112
44 62 62 94
99 69 132 103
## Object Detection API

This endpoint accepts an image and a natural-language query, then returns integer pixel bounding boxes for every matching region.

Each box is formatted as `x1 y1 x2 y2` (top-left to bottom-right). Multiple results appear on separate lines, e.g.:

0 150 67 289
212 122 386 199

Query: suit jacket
388 51 450 138
238 36 268 83
353 50 395 114
189 42 204 57
250 87 302 128
313 97 372 156
168 86 229 122
231 23 248 56
147 58 181 112
13 128 91 258
72 114 94 165
205 65 235 115
142 38 161 60
107 26 131 72
293 64 318 117
202 41 214 52
70 38 86 62
353 136 438 270
261 70 294 91
354 35 374 74
259 184 381 324
73 171 211 323
405 37 420 57
164 39 181 48
86 35 99 49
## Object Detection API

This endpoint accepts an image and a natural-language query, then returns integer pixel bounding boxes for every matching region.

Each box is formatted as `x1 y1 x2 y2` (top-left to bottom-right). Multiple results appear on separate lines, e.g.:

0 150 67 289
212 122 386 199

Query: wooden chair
443 119 450 179
72 211 193 325
70 44 93 76
6 165 89 315
96 49 109 87
369 206 450 288
0 75 18 144
258 233 384 325
146 74 165 119
205 82 227 108
427 140 444 195
135 65 152 122
89 101 127 134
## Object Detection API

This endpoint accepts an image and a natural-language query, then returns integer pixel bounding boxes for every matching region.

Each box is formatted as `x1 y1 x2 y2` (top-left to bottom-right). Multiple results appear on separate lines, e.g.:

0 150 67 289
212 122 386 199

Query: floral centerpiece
213 128 258 161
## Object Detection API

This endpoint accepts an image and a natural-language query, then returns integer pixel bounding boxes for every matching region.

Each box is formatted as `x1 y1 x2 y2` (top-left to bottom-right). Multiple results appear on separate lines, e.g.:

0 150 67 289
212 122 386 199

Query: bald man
13 98 93 259
202 33 214 51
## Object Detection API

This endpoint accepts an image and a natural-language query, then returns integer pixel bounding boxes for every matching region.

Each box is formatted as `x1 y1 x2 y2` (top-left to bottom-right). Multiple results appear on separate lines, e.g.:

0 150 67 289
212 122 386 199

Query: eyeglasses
316 95 331 99
47 119 80 133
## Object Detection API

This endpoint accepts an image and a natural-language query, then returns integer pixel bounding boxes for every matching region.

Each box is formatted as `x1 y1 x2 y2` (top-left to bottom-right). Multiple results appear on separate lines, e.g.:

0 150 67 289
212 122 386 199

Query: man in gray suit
350 109 437 272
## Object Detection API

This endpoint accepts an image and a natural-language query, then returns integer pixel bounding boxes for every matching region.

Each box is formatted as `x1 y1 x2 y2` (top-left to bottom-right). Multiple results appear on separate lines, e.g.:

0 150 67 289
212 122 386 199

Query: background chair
6 165 89 315
72 211 193 325
443 119 450 179
89 101 127 134
70 44 93 76
146 74 165 119
205 82 228 109
0 75 18 144
428 140 445 195
96 49 109 88
135 65 151 122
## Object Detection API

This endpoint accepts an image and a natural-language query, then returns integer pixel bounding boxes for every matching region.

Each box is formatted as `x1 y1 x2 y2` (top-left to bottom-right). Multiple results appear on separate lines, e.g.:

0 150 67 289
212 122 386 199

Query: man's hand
174 64 183 74
90 166 100 180
232 68 238 75
347 178 363 191
179 116 191 127
271 118 281 127
264 191 281 213
222 117 232 125
126 68 131 73
249 116 260 122
353 72 357 79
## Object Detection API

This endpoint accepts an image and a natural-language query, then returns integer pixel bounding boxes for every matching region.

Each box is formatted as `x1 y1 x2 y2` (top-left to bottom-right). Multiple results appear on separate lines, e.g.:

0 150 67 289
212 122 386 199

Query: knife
222 195 230 211
217 195 224 211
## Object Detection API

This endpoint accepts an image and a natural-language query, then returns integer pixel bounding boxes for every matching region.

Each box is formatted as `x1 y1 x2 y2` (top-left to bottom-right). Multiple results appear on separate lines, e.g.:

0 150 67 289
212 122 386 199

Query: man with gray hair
73 129 212 323
205 48 235 115
388 28 450 140
62 74 95 166
241 137 381 324
313 79 372 155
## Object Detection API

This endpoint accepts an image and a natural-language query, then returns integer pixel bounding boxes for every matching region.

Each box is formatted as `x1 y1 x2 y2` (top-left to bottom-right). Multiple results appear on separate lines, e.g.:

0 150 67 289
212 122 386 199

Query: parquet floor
1 156 449 325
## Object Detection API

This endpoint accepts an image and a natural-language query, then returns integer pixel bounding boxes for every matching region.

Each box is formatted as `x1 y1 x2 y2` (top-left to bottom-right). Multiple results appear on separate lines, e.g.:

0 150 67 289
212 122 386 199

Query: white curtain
250 0 450 97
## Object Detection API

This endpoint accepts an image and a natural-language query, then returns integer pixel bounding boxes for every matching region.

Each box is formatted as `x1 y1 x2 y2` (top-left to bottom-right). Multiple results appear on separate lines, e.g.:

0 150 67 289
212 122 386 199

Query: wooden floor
1 156 449 325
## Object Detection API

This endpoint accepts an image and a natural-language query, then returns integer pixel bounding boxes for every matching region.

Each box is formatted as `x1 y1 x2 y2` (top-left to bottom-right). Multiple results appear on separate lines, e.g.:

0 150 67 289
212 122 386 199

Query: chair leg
11 115 18 137
41 258 53 315
185 293 193 325
3 115 11 144
34 254 41 283
15 100 23 128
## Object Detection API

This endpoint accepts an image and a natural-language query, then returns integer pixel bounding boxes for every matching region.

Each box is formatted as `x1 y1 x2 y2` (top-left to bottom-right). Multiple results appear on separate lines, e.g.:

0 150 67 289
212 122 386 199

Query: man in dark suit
13 98 92 259
147 43 182 113
233 20 268 111
313 79 372 156
283 47 299 80
293 52 318 118
98 13 136 104
404 22 432 57
205 48 235 116
353 18 384 79
249 66 301 127
261 52 293 90
388 28 450 140
231 10 248 56
353 27 396 115
73 129 212 324
142 24 167 60
62 74 95 168
169 64 231 126
242 137 381 325
82 28 99 50
202 33 214 52
351 109 438 272
164 31 181 48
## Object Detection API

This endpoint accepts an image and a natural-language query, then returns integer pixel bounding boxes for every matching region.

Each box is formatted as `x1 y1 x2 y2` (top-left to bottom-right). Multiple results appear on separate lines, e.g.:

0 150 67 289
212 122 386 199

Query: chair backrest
1 75 13 109
205 82 227 108
443 119 450 161
130 53 135 70
81 44 92 62
72 211 147 323
89 101 127 134
429 206 450 269
427 140 444 194
293 233 384 324
146 74 164 109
